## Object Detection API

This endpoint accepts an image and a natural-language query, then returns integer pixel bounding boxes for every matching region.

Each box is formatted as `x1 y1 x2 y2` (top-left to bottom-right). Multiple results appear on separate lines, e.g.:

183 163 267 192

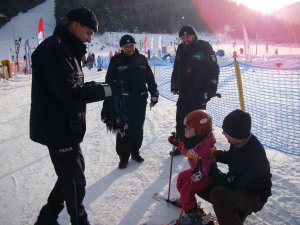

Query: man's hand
209 163 228 185
204 91 221 102
171 85 179 95
208 163 219 177
150 91 159 109
150 96 158 108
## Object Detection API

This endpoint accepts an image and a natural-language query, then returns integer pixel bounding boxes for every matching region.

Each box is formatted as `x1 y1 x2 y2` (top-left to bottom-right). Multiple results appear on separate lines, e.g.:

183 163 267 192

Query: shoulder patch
210 53 217 62
117 65 129 72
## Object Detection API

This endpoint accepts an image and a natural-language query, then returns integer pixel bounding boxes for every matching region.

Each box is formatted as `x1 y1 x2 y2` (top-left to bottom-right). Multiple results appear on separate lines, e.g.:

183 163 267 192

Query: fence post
233 58 245 111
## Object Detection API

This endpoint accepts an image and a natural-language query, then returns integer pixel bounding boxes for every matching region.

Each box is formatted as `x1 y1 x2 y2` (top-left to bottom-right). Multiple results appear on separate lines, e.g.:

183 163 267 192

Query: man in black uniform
30 7 123 225
105 34 159 169
170 25 220 156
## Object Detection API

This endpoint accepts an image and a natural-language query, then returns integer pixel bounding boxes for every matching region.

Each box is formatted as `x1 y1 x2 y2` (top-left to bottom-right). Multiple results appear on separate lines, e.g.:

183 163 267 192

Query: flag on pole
143 36 147 54
151 37 154 50
24 39 31 74
37 18 45 45
243 24 250 60
158 36 162 58
150 37 154 57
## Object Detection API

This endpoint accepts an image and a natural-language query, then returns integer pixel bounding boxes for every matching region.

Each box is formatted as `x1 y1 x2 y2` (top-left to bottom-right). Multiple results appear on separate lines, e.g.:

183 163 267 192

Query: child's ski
153 193 182 208
140 219 177 225
141 215 216 225
201 213 217 225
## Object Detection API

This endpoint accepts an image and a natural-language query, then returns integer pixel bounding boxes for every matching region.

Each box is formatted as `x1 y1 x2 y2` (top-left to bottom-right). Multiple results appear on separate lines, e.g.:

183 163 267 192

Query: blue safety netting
152 58 300 156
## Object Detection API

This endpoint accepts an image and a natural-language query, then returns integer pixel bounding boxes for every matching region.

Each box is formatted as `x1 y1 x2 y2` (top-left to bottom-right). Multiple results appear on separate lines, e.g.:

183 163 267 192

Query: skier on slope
168 110 216 225
97 55 103 71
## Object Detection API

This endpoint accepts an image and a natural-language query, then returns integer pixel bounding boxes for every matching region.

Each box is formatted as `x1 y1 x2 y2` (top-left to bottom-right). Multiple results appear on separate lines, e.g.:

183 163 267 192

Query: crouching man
198 109 272 225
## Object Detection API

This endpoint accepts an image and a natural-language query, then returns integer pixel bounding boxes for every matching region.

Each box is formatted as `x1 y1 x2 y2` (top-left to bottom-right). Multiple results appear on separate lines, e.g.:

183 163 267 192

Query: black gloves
209 163 228 185
150 91 159 109
209 163 220 178
171 85 179 95
168 132 178 146
170 81 179 95
203 91 221 103
108 80 124 95
204 79 221 102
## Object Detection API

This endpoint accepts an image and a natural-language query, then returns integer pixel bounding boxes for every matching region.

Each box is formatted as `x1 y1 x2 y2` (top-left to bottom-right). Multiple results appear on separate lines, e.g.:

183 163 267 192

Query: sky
0 0 300 225
232 0 300 14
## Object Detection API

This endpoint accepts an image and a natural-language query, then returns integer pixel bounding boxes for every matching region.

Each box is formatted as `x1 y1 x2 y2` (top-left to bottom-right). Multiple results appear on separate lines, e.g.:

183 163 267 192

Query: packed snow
0 0 299 225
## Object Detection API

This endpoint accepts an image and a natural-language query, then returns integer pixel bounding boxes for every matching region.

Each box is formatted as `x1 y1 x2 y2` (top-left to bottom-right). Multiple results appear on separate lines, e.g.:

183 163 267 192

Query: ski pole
167 145 175 202
175 179 193 225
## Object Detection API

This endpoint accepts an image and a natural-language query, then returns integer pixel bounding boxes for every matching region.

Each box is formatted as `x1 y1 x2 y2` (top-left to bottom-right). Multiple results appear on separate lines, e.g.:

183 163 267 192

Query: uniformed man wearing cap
31 7 124 225
170 25 220 156
104 34 159 169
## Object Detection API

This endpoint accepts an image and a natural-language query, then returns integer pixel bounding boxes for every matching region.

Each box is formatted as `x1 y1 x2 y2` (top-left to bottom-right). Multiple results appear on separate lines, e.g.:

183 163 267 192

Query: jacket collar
53 24 87 60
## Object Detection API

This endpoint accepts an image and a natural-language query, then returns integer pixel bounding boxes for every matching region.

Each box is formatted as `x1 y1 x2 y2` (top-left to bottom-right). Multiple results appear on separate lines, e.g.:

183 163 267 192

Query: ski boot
197 202 206 217
197 202 216 225
131 154 144 163
179 207 202 225
34 222 61 225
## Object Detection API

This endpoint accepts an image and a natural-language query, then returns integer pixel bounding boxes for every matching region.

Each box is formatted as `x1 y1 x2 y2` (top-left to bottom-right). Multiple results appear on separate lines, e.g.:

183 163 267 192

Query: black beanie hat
222 109 251 139
67 7 99 32
119 34 136 47
179 25 196 37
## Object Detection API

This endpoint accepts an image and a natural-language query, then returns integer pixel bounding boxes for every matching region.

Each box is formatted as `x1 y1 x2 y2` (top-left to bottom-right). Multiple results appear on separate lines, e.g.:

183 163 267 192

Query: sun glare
232 0 300 14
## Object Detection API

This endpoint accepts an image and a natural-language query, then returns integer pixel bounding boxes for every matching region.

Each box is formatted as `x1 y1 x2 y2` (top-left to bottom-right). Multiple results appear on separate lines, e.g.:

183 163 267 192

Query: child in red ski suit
168 109 216 224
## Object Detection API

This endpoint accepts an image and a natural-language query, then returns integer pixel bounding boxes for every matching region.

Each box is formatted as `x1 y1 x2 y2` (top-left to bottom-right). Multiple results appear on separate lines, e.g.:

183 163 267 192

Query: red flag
37 18 45 45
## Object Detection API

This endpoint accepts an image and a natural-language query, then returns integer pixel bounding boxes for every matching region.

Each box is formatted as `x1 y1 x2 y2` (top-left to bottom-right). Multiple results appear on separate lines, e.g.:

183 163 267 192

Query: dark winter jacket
105 49 158 105
210 134 272 201
171 39 219 101
30 24 109 147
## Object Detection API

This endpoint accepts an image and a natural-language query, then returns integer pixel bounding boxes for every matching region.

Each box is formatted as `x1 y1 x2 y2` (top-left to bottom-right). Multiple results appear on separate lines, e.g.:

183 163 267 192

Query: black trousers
198 186 266 225
116 101 146 161
176 95 207 139
36 144 89 225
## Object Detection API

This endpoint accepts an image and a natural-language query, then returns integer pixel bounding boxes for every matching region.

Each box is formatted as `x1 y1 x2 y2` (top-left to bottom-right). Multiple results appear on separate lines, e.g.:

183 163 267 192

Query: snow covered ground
0 0 300 225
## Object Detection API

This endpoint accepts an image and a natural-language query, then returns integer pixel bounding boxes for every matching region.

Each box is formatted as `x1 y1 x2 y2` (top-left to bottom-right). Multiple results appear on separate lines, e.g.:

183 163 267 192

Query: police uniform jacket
105 49 158 105
171 39 219 101
30 24 109 147
212 134 272 201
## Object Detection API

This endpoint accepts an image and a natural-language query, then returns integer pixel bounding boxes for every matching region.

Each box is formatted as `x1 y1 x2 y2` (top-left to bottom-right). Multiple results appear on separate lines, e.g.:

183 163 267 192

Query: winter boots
179 207 202 225
119 154 144 169
131 154 144 163
118 159 128 169
34 222 61 225
178 203 216 225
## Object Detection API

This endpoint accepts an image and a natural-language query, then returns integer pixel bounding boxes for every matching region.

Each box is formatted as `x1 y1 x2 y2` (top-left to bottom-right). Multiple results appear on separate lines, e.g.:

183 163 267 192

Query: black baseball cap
67 7 99 32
